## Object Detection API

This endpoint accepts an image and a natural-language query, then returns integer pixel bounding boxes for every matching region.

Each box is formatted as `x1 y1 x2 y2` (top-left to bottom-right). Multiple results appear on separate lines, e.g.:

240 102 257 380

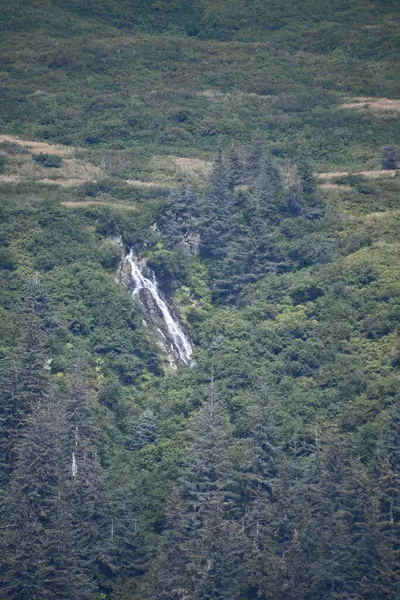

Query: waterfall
121 249 193 367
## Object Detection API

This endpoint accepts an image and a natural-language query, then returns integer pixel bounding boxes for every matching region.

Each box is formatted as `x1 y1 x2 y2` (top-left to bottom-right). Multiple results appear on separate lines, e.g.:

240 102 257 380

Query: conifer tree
0 277 55 485
200 150 237 260
0 386 97 600
0 352 18 486
126 407 156 451
1 356 110 600
296 155 316 198
381 146 398 170
250 154 282 221
160 187 200 250
156 377 244 600
227 141 245 188
13 278 52 431
277 434 319 600
285 165 303 216
106 493 154 599
307 431 383 600
61 357 110 581
376 396 400 597
245 133 263 184
155 488 192 600
242 392 280 599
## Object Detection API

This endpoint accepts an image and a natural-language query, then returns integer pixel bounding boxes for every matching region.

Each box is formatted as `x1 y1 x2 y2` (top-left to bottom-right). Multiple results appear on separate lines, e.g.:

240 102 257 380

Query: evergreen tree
0 277 55 485
155 488 192 600
381 146 398 170
245 133 263 184
376 396 400 597
61 357 111 584
277 435 319 600
126 408 156 451
250 154 282 221
156 378 244 600
285 165 303 216
1 357 110 600
200 150 237 260
242 392 280 599
308 431 383 600
215 218 282 302
0 352 18 486
1 386 97 600
160 187 200 250
296 155 317 198
13 277 52 432
107 494 154 600
227 141 245 188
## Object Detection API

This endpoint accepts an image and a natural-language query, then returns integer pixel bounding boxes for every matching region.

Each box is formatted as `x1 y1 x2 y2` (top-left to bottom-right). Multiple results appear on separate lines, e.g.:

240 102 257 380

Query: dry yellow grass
0 134 105 185
37 178 88 187
125 179 164 188
318 183 352 191
0 175 22 183
0 135 74 156
315 170 397 181
62 201 139 210
152 155 212 182
363 209 400 223
338 97 400 113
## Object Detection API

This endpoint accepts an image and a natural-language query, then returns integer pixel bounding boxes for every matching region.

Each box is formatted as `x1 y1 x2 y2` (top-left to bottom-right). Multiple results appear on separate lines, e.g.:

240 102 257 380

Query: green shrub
0 141 29 155
0 155 6 172
160 126 193 144
33 153 63 168
196 117 244 137
381 146 398 170
167 108 190 123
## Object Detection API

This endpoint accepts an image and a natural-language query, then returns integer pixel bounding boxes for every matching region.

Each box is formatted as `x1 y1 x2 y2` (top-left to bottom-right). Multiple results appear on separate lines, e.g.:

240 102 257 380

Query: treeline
0 280 149 599
1 249 399 600
1 144 399 599
1 278 398 600
153 384 400 600
157 139 323 302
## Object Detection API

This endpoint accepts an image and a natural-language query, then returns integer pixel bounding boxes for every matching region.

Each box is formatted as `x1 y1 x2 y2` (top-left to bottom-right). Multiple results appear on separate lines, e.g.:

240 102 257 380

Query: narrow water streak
122 249 193 365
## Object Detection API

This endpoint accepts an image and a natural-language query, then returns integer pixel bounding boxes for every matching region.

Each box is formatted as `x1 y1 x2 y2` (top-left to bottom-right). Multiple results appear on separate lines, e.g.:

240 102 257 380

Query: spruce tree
242 392 280 600
1 356 110 600
156 378 244 600
227 142 245 188
61 357 110 584
0 352 18 486
200 150 237 260
307 431 383 600
277 434 319 600
0 277 55 485
126 408 156 451
296 155 316 198
160 187 200 250
1 386 97 600
376 396 400 598
285 165 303 216
381 146 398 170
250 155 282 221
245 133 263 184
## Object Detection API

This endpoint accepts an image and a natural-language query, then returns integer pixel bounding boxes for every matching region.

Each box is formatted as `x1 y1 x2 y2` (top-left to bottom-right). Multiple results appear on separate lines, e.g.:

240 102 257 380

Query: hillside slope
0 1 399 599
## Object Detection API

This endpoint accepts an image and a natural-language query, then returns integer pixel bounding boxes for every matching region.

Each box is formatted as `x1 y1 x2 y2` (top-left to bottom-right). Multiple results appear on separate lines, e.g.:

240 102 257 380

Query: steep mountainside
0 1 399 599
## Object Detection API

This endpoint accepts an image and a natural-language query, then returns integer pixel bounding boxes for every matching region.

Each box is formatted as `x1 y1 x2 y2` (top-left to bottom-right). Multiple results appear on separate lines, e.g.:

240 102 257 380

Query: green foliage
1 1 400 598
381 146 398 170
33 153 63 168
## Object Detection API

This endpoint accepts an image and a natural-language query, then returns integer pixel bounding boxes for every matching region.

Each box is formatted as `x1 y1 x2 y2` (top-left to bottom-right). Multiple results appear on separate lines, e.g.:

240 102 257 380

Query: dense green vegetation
0 1 399 599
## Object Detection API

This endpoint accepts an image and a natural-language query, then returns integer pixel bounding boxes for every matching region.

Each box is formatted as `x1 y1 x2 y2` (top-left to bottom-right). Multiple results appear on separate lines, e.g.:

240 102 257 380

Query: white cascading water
123 249 193 366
